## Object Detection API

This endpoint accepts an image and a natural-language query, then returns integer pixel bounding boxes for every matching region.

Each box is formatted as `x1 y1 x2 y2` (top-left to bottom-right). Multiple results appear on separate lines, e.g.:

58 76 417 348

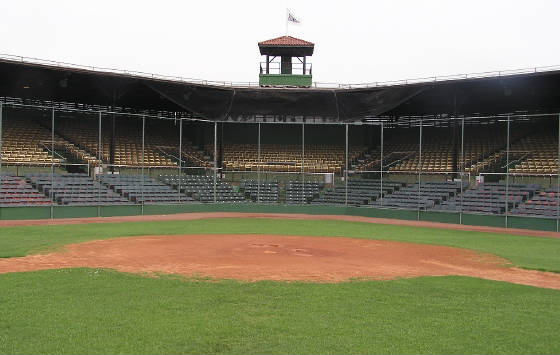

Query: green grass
1 218 560 272
0 268 558 354
2 218 559 354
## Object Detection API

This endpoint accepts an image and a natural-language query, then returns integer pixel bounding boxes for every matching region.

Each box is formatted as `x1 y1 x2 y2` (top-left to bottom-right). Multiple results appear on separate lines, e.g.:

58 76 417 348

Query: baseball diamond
1 215 560 354
1 5 560 353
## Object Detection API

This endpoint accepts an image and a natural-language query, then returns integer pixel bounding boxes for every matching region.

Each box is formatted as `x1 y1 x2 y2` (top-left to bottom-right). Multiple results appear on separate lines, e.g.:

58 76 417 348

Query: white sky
1 0 559 85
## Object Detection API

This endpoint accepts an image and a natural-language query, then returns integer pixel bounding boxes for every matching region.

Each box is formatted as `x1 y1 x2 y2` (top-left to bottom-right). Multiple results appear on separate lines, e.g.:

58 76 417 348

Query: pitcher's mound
1 234 559 289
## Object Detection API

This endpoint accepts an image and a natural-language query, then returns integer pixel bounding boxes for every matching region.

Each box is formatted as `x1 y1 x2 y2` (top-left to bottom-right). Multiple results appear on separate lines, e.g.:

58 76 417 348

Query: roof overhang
1 56 559 123
258 46 314 57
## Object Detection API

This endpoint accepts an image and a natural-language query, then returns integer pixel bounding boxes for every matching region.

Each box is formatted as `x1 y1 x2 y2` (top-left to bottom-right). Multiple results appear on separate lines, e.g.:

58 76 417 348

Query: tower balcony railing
260 62 312 76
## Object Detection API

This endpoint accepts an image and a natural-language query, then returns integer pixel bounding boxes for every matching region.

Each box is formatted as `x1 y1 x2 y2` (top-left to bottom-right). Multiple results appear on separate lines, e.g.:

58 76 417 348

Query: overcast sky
1 0 559 85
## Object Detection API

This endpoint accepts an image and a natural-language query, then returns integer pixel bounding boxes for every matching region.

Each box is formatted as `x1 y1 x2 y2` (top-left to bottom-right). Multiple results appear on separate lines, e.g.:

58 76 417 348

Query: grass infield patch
0 268 558 354
1 218 560 272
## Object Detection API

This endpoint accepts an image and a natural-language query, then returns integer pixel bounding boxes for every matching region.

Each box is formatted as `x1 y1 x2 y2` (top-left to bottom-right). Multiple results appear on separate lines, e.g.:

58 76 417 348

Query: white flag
287 9 301 25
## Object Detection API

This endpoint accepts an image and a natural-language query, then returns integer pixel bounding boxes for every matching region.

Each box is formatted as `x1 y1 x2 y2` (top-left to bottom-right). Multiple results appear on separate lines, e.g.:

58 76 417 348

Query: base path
0 212 559 239
1 234 560 289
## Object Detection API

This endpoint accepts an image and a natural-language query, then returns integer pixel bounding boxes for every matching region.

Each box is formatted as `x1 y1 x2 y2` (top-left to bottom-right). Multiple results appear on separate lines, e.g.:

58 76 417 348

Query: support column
97 112 102 217
418 117 423 220
218 122 223 179
266 55 270 74
109 111 115 172
452 91 458 180
345 124 349 206
380 122 383 207
214 122 217 203
141 116 145 214
505 116 510 228
557 114 559 232
0 103 3 175
50 108 55 219
257 122 261 203
452 120 458 179
178 115 182 204
460 116 465 224
0 103 3 219
301 123 305 204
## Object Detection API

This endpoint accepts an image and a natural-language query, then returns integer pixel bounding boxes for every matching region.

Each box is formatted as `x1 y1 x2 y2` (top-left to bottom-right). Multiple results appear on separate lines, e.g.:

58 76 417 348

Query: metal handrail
1 53 559 89
501 151 532 169
259 61 312 75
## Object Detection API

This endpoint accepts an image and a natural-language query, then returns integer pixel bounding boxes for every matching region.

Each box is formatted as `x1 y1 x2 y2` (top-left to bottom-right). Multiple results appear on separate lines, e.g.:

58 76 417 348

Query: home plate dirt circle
1 234 560 289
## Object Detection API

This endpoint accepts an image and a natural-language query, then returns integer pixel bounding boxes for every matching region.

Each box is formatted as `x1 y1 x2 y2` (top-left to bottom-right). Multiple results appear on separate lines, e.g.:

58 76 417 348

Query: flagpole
285 8 288 35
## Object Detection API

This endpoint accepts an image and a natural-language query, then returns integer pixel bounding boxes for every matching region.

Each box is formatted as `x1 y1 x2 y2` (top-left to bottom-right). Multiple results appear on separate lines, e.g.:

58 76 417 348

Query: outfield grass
1 218 560 272
0 268 558 354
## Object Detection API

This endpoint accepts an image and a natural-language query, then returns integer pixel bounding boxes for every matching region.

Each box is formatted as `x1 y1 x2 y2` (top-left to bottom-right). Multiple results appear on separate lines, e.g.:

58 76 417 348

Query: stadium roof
258 36 314 47
258 36 315 56
0 54 559 123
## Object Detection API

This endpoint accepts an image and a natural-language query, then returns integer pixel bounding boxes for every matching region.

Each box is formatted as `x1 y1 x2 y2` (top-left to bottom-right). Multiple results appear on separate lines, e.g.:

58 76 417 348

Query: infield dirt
1 233 560 289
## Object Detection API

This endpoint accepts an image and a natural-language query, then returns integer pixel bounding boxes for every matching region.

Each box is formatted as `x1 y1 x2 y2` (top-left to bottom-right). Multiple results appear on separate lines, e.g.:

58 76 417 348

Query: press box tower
258 35 314 87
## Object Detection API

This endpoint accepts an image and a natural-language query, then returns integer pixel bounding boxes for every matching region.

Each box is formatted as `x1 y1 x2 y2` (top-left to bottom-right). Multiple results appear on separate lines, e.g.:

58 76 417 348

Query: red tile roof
258 36 314 47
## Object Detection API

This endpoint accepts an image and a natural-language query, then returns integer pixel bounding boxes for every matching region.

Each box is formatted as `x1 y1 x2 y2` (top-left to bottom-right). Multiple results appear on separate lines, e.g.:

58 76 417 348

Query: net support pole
557 114 560 232
345 123 349 206
214 122 217 203
460 116 464 224
50 108 55 219
418 117 422 220
0 103 3 214
97 112 102 217
0 103 3 175
302 122 305 205
380 122 383 206
257 122 261 203
141 116 145 214
178 113 182 204
505 116 510 228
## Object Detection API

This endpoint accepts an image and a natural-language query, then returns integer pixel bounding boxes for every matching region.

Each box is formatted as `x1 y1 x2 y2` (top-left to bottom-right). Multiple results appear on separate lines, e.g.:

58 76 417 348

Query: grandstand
509 131 558 175
221 144 366 174
1 116 61 165
355 124 524 175
0 53 559 230
0 174 51 207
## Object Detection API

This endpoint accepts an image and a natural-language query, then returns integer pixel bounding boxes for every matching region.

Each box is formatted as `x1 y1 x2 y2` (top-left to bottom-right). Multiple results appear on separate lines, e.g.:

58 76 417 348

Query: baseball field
1 213 559 354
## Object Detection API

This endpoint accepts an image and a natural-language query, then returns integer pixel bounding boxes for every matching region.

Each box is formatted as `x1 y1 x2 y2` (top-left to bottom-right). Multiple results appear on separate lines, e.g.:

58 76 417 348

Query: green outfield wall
0 203 557 232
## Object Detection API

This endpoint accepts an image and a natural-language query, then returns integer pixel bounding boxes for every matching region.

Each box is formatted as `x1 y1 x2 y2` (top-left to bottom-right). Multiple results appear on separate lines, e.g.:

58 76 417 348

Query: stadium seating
509 133 558 175
1 114 559 220
0 174 51 206
239 180 279 203
371 181 466 209
356 126 515 175
435 182 538 214
53 118 178 167
159 143 211 168
1 118 62 165
312 179 404 206
286 181 322 204
100 174 194 204
511 189 560 217
26 173 129 205
220 144 367 174
158 174 245 202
